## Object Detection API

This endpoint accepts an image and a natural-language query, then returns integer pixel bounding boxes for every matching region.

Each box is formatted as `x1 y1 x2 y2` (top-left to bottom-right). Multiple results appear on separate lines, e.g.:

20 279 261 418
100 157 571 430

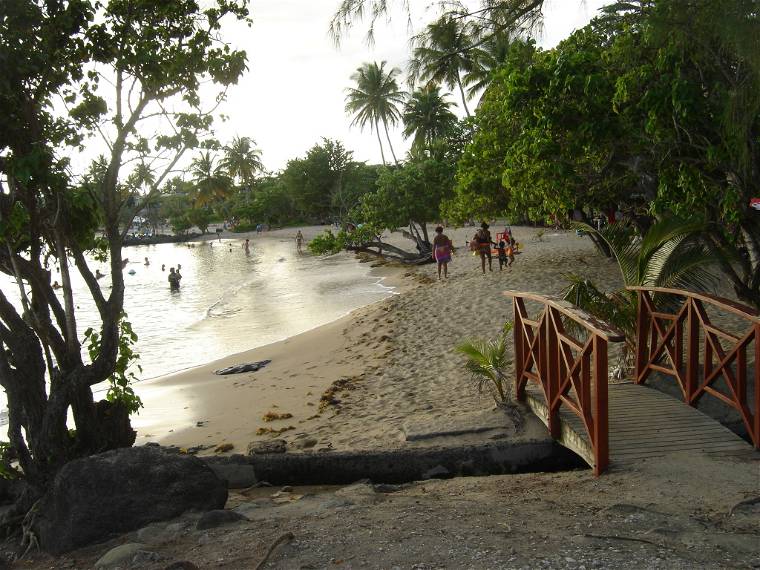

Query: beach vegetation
0 0 250 531
456 322 515 405
402 85 458 153
563 217 717 366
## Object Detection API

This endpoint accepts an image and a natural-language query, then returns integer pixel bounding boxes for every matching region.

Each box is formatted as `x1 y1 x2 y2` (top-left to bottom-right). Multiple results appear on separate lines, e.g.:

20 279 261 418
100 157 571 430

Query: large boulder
35 446 227 554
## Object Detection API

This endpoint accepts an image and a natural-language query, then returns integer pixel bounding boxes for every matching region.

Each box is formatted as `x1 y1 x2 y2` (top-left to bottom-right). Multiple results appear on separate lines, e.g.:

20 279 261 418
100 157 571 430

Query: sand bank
135 225 625 454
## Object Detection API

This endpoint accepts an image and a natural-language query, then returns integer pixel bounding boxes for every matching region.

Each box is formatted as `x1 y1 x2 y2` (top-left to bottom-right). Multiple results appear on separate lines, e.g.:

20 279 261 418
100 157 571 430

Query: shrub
308 230 342 255
456 321 514 405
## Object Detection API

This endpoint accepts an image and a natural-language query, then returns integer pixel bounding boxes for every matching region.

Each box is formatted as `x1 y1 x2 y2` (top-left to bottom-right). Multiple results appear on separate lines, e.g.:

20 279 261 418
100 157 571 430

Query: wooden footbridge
504 288 759 474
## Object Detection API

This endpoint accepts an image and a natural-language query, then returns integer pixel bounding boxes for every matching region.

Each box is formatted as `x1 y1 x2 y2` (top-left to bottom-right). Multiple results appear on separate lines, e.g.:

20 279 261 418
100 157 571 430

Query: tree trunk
456 74 471 118
383 121 398 165
374 120 386 166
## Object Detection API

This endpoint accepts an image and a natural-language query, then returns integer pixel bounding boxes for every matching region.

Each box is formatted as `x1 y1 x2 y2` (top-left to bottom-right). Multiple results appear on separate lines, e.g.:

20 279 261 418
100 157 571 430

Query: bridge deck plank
523 381 756 470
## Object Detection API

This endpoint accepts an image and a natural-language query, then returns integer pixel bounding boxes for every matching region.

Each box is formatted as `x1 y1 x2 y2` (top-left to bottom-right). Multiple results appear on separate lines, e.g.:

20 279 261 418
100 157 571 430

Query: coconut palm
562 217 717 363
345 61 405 165
463 32 514 98
402 85 458 151
219 136 264 189
190 152 232 207
408 15 478 117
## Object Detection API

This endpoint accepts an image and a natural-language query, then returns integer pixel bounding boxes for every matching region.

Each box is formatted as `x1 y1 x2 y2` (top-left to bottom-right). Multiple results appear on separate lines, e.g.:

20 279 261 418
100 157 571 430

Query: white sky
199 0 610 173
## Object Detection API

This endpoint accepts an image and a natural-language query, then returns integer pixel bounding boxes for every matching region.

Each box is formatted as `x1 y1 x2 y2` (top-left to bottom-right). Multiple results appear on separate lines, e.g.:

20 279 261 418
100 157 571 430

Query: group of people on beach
431 222 517 279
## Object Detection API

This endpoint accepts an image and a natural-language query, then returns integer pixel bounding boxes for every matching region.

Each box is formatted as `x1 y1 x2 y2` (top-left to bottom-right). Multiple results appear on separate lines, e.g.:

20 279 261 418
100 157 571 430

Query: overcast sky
210 0 611 172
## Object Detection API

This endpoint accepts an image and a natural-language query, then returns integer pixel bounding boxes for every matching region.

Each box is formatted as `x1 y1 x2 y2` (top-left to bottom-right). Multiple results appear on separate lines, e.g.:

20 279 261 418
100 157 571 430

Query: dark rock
196 509 248 530
36 446 227 554
94 543 149 568
247 439 287 455
164 562 200 570
206 463 257 489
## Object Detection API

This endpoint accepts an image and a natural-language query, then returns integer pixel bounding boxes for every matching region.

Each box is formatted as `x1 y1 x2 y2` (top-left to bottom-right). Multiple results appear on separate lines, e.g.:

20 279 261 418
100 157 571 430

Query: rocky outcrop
35 446 227 554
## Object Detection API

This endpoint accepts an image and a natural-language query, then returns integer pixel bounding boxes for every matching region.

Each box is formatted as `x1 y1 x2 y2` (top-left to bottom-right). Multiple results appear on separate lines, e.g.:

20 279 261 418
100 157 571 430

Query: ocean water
0 237 393 422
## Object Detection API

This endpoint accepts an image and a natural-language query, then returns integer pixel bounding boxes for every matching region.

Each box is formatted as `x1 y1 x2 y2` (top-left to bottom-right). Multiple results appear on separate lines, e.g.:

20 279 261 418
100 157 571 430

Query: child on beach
507 237 516 268
432 226 452 280
497 240 508 270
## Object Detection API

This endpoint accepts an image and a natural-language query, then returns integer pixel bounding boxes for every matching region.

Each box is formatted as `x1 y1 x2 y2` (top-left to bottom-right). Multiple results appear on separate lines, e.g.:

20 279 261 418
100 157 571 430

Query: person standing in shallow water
168 267 181 290
432 226 452 280
295 230 304 253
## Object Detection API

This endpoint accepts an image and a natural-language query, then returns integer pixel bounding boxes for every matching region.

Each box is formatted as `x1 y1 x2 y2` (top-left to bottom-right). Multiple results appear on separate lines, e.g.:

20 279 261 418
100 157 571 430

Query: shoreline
133 225 627 455
132 259 411 452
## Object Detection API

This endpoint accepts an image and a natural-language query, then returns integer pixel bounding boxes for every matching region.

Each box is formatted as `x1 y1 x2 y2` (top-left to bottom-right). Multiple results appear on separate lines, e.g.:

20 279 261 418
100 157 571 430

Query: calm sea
0 237 394 423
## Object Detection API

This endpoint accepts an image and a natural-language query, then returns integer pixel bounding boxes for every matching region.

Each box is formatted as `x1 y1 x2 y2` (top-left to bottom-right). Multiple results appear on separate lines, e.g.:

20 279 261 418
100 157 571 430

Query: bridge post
634 290 649 384
513 297 525 400
755 324 760 449
593 335 609 475
546 307 560 439
685 298 699 404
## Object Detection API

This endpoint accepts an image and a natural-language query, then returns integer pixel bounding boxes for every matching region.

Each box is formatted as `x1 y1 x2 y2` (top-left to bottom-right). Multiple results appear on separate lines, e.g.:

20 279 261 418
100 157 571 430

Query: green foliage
84 313 143 415
308 230 343 256
356 155 456 233
456 321 514 404
402 85 458 152
186 208 213 234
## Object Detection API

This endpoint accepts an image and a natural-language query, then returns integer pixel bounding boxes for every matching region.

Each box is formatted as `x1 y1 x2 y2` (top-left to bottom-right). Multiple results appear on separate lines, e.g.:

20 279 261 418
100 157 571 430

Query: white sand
136 225 626 454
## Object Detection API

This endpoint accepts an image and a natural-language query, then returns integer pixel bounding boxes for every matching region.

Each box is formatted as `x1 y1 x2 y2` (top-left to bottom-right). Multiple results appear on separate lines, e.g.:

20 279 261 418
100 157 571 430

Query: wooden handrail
632 287 760 449
503 291 626 342
507 291 624 474
626 286 760 322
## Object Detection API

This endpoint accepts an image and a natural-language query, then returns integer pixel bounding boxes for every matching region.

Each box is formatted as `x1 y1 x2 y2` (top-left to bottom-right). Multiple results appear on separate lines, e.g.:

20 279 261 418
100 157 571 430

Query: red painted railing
505 291 625 475
630 287 760 449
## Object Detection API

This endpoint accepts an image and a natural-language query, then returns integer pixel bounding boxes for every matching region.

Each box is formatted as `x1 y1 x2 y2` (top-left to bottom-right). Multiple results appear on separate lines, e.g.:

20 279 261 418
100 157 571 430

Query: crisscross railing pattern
505 291 625 475
631 287 760 448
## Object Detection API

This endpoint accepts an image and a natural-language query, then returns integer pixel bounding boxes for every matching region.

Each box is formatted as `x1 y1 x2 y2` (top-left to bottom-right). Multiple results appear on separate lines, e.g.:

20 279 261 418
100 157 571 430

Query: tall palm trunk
456 73 471 118
382 120 398 165
374 119 387 165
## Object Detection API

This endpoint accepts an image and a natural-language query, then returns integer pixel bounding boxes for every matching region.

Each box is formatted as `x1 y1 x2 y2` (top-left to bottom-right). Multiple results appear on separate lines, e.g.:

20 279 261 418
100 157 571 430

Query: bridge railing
504 291 625 475
630 286 760 449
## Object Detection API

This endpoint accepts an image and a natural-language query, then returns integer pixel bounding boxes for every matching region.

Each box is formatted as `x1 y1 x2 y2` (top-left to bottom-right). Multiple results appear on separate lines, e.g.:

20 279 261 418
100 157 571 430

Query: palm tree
562 217 717 365
345 61 405 165
190 152 232 207
463 32 514 99
408 15 477 117
402 85 457 151
456 322 515 404
219 136 264 189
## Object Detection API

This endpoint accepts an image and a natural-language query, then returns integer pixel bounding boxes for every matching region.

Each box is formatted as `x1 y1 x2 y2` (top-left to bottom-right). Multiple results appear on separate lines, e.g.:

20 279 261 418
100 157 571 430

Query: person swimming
144 257 150 266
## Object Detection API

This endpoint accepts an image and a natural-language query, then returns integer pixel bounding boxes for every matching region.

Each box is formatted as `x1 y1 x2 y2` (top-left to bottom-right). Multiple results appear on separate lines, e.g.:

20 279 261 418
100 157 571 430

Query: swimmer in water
144 257 150 266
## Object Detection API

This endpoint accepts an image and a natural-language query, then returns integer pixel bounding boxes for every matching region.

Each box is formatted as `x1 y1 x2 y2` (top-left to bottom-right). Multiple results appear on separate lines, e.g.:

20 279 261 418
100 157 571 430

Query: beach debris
195 421 207 427
214 360 271 375
247 440 287 455
262 411 294 422
255 426 295 436
319 377 360 411
214 443 234 453
185 444 214 455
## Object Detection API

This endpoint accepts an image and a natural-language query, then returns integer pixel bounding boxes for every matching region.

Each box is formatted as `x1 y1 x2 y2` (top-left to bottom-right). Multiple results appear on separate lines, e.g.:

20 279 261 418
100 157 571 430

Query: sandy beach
135 224 626 454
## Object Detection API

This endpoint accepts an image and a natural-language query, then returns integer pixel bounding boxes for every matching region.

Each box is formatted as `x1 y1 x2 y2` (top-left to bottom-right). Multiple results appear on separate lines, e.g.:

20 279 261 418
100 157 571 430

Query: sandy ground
136 225 625 455
12 224 760 569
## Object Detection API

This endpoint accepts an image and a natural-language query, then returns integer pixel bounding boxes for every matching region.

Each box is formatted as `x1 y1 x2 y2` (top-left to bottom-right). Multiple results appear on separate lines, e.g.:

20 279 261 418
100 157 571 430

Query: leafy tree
0 0 249 518
356 154 457 252
601 0 760 306
186 208 213 234
345 61 405 165
281 138 373 222
402 85 458 152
